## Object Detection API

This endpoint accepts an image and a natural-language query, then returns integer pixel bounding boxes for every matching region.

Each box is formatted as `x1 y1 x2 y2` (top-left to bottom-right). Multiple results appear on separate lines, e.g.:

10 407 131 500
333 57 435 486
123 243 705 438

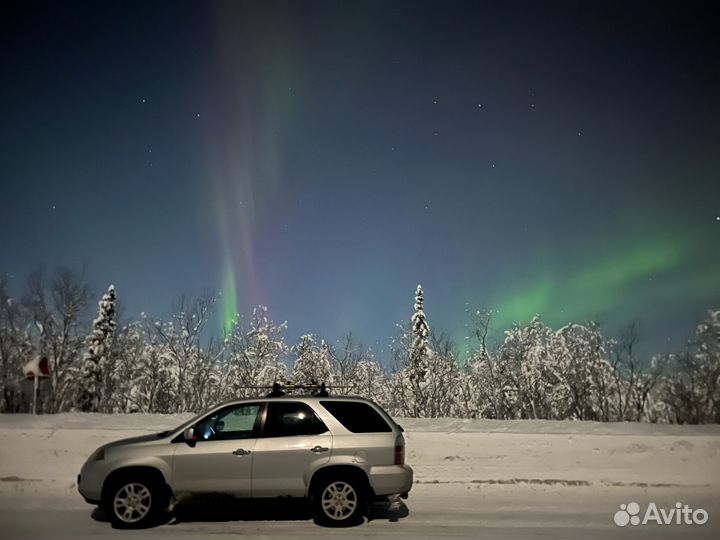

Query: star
141 98 146 103
196 113 201 118
492 162 496 168
716 216 720 221
578 131 583 136
477 103 482 108
51 204 56 210
432 99 438 104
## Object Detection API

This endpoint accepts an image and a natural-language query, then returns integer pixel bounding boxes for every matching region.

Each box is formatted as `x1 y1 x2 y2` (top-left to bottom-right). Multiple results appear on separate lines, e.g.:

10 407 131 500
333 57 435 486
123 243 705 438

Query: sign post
32 375 39 415
24 356 50 415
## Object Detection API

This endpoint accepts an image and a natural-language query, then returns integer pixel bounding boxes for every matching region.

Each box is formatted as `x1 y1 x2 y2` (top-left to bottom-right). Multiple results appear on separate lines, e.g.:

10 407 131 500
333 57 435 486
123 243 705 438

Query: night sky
2 1 719 358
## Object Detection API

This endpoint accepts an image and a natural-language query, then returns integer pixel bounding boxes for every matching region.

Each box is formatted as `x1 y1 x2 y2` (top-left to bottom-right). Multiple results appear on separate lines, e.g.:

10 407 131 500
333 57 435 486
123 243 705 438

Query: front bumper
78 473 101 504
77 460 110 505
77 474 100 504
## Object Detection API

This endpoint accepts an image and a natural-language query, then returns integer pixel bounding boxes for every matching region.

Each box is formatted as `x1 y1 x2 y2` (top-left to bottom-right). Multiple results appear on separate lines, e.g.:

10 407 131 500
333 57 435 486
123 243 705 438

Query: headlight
89 447 105 461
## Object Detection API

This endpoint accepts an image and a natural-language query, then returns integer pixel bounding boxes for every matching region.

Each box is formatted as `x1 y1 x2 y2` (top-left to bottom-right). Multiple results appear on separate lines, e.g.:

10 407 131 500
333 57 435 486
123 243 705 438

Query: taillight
394 436 405 465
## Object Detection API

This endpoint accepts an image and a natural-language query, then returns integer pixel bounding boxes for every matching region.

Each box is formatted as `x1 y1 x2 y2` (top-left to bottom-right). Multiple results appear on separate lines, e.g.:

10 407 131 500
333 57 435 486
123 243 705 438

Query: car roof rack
239 380 354 398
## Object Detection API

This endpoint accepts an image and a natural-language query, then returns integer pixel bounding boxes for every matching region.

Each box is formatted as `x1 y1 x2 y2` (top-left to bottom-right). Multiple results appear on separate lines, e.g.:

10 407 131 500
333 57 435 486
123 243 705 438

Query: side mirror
183 427 195 441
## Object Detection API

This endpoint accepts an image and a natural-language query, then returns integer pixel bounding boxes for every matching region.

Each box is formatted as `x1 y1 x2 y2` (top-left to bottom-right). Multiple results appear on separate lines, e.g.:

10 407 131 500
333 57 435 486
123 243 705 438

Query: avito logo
614 502 708 527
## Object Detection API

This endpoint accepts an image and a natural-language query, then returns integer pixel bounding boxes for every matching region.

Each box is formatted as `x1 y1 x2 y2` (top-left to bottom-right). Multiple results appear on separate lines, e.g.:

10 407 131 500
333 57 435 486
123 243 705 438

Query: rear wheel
106 476 167 529
313 476 365 526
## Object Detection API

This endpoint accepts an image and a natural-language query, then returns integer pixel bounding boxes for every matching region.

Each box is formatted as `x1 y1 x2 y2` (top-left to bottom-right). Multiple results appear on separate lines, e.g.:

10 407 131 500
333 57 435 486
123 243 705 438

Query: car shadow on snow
91 495 410 528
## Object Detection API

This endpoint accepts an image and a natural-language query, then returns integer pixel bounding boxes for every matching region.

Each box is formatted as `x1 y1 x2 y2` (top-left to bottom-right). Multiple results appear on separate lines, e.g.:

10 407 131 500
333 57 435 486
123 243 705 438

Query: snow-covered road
1 414 719 539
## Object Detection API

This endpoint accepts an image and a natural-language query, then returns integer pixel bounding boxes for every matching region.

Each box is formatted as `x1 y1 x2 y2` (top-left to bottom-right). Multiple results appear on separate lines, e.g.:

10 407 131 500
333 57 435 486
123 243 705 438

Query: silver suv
78 396 413 528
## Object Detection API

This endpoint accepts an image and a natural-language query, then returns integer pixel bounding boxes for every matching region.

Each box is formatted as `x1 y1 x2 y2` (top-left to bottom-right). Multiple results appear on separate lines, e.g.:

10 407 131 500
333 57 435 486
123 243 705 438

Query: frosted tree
151 295 219 411
494 317 614 420
22 269 91 412
113 319 192 413
352 358 387 401
78 285 117 412
224 306 289 396
292 334 332 384
0 277 34 412
550 321 615 420
331 333 362 389
390 303 459 418
499 316 561 419
406 285 432 417
459 308 500 418
425 332 461 417
661 309 720 423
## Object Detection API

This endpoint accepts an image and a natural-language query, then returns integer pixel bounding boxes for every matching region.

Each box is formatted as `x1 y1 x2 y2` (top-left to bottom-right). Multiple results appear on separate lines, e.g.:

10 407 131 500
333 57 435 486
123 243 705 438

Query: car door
172 402 263 495
252 401 332 497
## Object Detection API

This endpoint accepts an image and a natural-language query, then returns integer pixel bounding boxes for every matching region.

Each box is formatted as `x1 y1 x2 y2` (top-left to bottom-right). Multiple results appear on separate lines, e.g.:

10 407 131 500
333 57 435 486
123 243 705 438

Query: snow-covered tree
425 332 461 417
151 295 219 411
331 333 362 389
499 316 553 419
107 321 176 413
78 285 117 412
661 309 720 423
550 321 613 420
292 334 333 384
404 285 432 416
22 269 91 412
348 353 388 404
0 277 34 412
410 285 430 373
224 306 289 396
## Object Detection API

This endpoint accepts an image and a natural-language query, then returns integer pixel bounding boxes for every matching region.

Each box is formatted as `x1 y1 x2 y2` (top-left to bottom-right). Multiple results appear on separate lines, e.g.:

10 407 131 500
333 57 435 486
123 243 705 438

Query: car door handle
311 445 329 453
232 448 251 456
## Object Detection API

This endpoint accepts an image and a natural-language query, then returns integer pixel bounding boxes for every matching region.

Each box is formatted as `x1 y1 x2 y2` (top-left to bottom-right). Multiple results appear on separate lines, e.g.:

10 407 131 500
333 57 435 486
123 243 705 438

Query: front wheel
106 477 166 529
313 477 365 527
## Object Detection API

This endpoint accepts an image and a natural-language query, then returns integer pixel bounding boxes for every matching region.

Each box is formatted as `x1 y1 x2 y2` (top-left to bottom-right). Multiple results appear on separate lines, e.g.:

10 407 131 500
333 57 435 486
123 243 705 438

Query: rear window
320 401 392 433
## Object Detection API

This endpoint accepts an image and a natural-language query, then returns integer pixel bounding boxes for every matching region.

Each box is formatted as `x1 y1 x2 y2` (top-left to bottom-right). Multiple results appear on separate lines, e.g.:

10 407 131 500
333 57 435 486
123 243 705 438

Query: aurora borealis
1 1 718 358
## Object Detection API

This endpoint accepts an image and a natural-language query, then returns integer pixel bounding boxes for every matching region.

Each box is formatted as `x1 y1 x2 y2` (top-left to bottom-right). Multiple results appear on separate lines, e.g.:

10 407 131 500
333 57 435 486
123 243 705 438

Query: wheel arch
307 464 374 499
101 465 171 503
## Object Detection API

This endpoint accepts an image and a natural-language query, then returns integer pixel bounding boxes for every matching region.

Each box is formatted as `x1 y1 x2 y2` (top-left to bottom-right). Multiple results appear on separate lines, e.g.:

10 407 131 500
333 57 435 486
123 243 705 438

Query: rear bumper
368 464 413 496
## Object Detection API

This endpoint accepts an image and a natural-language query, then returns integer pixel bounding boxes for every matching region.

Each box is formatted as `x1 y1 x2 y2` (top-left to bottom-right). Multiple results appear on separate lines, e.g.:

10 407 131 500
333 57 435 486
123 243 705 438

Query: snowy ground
1 414 719 539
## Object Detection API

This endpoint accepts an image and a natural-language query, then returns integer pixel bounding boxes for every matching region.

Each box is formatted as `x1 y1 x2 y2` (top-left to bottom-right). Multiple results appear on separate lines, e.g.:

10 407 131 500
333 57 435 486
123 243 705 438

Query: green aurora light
487 228 717 334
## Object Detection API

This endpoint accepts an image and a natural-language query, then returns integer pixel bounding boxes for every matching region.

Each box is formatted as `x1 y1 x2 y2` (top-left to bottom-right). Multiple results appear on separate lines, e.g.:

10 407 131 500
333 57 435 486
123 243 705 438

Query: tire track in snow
415 478 712 488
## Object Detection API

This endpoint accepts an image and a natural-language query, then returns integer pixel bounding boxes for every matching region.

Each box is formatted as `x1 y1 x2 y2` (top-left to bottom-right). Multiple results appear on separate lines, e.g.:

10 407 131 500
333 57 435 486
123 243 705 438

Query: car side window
195 403 262 441
263 402 328 438
320 401 392 432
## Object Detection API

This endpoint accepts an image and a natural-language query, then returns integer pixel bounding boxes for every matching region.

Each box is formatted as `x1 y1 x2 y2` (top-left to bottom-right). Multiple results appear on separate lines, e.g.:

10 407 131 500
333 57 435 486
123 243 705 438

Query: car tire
313 475 366 527
105 475 167 529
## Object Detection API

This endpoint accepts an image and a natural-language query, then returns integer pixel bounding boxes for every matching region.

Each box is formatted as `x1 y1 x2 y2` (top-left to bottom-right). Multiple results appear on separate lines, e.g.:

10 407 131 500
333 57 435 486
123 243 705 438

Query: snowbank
0 414 718 510
396 417 720 435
